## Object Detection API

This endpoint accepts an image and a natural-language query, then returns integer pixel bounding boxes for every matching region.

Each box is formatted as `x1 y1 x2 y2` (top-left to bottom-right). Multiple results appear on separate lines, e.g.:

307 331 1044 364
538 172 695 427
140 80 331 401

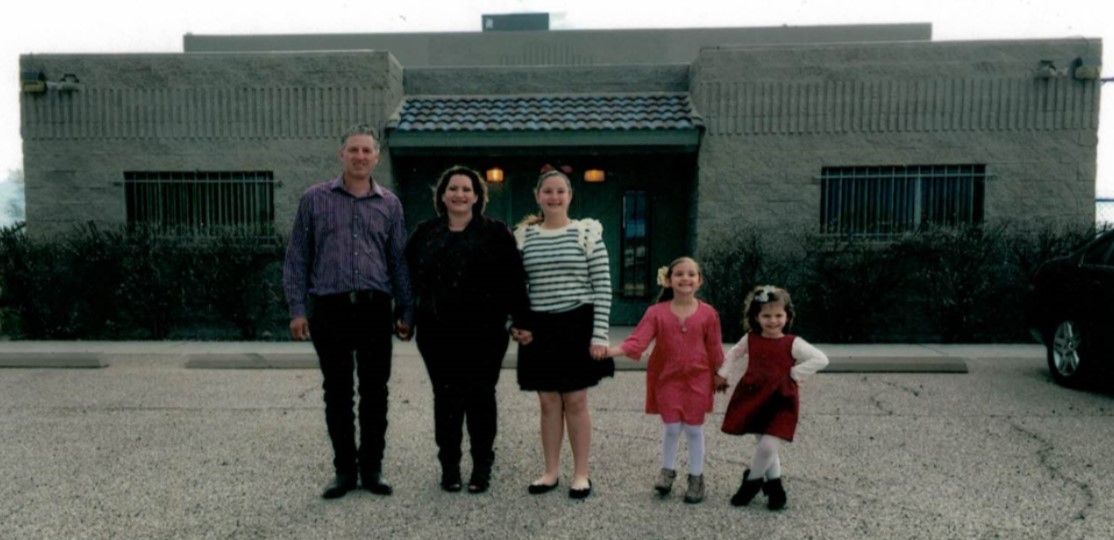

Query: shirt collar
329 175 384 198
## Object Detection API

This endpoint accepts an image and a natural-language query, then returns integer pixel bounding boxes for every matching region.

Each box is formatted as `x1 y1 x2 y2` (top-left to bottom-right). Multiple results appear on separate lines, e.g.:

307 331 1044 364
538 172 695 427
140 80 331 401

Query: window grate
124 171 276 237
820 165 985 238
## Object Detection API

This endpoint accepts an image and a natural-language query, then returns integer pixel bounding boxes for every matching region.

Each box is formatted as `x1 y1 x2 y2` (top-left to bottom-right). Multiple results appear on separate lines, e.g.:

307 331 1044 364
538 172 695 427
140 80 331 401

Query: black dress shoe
321 473 358 499
568 479 592 499
362 472 393 496
527 479 559 495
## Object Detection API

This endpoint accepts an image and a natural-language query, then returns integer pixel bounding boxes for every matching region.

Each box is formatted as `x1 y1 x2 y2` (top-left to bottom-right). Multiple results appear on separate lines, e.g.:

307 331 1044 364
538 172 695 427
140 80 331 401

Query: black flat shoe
527 479 559 495
568 479 592 499
321 473 358 499
362 472 393 496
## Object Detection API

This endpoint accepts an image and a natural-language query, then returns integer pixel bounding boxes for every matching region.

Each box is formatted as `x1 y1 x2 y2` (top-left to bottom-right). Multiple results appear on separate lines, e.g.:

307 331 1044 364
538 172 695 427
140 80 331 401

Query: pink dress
620 301 724 424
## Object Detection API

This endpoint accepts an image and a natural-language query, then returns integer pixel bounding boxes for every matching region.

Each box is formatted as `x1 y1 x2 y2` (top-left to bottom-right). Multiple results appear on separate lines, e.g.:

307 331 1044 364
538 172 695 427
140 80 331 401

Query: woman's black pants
416 319 509 474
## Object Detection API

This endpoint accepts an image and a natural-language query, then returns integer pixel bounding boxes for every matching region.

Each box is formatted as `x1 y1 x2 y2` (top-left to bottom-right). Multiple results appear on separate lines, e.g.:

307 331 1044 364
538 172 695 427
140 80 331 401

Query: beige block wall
690 39 1102 247
20 51 404 236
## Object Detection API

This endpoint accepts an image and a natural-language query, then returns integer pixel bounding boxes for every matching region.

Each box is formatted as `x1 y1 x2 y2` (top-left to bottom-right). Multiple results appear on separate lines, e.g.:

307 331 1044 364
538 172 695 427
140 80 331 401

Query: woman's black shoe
568 479 592 499
441 469 462 492
527 479 559 495
467 469 491 494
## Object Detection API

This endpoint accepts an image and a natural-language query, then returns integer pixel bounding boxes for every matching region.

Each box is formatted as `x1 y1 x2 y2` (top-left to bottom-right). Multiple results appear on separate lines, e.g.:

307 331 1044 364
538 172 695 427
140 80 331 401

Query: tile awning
385 93 703 150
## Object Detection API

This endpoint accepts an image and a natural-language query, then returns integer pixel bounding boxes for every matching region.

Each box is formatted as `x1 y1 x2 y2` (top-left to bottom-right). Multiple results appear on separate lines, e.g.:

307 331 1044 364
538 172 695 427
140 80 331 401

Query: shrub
696 218 1099 343
0 223 288 340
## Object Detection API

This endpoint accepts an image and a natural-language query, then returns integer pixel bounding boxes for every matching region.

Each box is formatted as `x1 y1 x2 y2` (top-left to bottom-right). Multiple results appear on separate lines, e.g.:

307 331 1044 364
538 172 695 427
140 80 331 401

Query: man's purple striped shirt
282 176 414 321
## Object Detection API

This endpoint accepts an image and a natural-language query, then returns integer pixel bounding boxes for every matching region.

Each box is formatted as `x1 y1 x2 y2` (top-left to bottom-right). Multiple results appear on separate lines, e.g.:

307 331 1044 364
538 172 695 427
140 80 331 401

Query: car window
1081 234 1114 266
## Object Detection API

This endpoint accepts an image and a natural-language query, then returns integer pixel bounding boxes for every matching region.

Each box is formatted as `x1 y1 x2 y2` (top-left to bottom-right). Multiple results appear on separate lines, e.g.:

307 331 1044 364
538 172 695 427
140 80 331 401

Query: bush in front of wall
0 223 287 340
696 218 1102 343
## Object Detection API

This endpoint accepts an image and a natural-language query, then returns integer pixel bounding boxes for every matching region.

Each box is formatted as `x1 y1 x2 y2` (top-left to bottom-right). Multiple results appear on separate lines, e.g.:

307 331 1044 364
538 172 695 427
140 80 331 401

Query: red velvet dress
720 334 801 441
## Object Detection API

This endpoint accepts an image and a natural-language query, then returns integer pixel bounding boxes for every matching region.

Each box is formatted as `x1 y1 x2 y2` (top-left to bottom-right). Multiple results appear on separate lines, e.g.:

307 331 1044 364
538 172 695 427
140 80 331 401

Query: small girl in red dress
607 256 725 504
716 285 828 511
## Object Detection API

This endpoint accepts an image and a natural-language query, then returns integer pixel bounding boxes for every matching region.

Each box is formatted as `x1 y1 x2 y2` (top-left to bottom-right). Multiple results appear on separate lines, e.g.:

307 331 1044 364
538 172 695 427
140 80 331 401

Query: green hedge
698 219 1101 343
0 220 1102 342
0 223 287 340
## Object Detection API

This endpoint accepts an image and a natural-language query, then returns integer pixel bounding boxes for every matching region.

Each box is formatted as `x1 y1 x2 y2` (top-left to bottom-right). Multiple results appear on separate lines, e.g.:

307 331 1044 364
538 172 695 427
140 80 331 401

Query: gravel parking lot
1 342 1111 539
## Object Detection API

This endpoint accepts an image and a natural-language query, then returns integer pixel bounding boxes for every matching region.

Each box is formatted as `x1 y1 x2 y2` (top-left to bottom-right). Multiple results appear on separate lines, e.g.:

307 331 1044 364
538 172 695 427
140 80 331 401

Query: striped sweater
515 219 612 344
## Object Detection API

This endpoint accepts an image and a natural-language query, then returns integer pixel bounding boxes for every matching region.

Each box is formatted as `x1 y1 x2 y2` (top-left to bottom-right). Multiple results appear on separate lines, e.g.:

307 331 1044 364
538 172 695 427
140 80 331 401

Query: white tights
747 434 784 480
661 422 705 476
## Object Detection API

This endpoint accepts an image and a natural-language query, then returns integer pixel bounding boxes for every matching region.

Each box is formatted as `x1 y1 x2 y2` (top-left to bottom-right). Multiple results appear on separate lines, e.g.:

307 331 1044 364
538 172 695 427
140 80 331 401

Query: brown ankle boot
683 474 705 504
654 468 677 495
730 469 764 507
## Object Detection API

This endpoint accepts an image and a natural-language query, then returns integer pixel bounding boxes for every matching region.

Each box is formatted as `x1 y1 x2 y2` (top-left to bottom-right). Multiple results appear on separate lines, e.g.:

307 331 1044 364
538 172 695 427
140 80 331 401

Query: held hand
510 327 534 346
395 320 412 341
714 374 729 393
590 344 609 361
605 345 626 359
289 317 310 341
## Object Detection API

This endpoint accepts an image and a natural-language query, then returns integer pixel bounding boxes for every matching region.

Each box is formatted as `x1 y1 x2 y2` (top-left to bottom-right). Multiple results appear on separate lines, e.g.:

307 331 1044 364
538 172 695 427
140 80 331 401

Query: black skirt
516 304 614 393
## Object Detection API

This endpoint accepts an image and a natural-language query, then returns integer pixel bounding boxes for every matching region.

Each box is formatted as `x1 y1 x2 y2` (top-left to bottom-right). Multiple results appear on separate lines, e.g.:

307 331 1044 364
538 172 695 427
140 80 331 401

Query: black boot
763 477 787 510
730 469 764 507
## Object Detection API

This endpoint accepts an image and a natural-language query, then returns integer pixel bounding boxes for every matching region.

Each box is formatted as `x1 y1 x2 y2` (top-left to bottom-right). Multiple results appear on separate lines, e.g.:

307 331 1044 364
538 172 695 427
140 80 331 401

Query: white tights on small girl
661 422 705 476
747 434 785 480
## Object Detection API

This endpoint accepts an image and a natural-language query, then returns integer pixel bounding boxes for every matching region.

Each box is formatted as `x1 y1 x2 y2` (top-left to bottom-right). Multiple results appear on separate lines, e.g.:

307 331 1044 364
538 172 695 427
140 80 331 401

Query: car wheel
1046 320 1089 387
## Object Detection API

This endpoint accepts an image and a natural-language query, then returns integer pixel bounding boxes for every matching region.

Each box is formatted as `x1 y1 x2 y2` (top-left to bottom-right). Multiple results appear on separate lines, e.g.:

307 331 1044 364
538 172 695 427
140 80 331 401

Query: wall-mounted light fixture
584 169 605 183
1072 57 1102 81
46 73 81 93
486 167 505 183
1033 60 1065 80
20 70 46 94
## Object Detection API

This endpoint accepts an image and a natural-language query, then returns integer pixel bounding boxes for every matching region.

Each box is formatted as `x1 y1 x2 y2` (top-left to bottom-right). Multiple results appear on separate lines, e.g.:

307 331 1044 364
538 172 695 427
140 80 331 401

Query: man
283 124 413 499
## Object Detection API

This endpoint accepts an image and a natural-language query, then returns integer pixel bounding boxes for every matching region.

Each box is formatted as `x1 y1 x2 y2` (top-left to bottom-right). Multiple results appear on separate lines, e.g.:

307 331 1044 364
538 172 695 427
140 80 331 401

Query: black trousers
416 318 508 473
309 291 393 477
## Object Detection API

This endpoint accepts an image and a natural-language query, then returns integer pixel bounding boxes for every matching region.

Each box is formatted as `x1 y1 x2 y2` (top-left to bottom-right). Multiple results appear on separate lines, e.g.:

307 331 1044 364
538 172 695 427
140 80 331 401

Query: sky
0 0 1111 209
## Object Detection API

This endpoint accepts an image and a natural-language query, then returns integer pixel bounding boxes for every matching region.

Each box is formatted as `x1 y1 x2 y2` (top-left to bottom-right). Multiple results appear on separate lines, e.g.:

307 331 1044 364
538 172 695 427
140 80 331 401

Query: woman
406 165 530 494
511 168 613 499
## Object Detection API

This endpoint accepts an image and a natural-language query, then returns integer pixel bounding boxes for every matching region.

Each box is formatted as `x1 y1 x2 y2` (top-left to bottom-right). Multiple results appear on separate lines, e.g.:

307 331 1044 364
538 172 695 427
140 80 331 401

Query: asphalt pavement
3 336 1113 539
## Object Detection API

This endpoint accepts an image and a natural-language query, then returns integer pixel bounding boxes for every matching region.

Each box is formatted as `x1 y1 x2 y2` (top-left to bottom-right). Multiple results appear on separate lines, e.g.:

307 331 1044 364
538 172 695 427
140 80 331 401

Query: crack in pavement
1010 421 1096 540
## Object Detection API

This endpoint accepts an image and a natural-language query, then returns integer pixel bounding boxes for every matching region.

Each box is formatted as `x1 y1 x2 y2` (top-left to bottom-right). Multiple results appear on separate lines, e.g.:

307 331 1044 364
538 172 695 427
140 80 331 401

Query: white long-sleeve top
717 334 829 382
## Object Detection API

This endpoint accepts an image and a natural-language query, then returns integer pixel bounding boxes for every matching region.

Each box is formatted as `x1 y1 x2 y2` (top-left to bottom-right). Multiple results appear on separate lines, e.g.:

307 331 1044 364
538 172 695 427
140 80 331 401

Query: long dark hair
433 165 488 217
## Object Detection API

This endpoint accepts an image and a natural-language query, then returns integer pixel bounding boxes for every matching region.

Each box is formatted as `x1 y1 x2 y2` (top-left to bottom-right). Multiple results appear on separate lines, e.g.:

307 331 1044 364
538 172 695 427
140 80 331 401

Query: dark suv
1026 229 1114 387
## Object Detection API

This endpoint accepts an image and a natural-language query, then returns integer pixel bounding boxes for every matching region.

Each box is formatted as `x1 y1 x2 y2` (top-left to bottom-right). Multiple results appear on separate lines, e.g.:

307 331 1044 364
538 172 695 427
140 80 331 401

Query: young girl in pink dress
716 285 828 511
607 257 725 504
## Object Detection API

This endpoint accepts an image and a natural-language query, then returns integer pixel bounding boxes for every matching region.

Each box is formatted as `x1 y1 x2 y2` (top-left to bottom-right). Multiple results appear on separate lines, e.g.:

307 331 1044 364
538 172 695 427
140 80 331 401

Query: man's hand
290 317 310 341
395 320 412 341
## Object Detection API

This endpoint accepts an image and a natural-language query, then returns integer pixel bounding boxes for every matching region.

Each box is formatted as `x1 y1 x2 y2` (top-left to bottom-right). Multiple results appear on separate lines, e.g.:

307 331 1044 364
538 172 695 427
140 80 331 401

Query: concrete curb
0 337 1036 371
182 352 966 373
823 355 968 373
0 352 107 369
184 353 319 369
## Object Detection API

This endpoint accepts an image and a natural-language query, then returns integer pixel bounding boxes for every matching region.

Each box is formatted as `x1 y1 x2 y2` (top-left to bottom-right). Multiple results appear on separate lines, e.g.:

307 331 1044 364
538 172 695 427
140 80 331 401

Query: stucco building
18 21 1103 323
